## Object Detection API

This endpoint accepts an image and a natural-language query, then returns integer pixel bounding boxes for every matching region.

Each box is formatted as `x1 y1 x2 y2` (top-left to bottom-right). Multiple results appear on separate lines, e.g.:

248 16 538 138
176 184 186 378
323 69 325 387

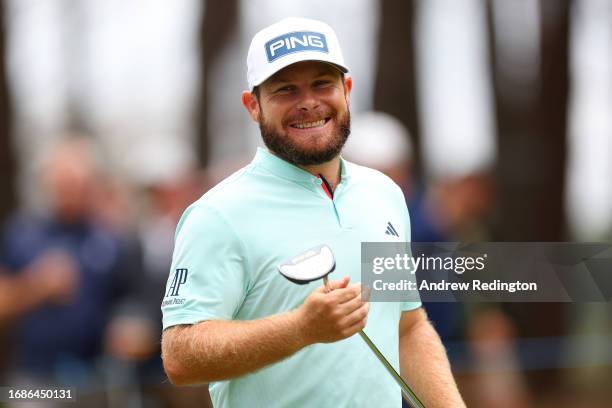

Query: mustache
282 108 335 126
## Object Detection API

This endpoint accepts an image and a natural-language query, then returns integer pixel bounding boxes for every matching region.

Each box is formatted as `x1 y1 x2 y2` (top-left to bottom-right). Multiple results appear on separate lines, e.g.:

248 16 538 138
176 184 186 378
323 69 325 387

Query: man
0 139 137 396
161 17 465 408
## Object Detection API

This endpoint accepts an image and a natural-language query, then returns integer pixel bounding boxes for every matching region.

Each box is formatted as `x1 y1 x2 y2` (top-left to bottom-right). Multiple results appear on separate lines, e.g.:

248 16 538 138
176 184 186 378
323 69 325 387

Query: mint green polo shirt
162 147 421 408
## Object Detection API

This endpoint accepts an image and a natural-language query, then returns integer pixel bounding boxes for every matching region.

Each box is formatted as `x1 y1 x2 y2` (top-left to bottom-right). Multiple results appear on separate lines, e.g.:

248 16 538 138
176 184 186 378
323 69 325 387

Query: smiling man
161 17 465 408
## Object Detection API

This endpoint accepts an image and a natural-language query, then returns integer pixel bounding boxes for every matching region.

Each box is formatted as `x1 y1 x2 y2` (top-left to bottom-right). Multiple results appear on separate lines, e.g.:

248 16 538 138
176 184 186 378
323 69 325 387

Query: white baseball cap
343 111 413 169
246 17 349 90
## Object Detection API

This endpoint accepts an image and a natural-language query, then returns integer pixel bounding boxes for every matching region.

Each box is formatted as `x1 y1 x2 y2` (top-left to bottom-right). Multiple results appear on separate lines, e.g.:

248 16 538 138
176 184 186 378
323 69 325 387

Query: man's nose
297 89 320 111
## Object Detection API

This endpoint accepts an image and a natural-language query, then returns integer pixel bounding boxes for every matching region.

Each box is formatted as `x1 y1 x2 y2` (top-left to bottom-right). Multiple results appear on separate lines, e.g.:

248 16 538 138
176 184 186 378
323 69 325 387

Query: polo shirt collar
252 147 350 184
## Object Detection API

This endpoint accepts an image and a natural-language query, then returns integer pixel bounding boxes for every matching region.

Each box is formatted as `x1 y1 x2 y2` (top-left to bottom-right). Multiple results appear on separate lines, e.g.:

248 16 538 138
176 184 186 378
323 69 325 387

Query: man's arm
399 308 466 408
161 277 369 385
0 274 47 323
0 252 78 324
162 311 305 385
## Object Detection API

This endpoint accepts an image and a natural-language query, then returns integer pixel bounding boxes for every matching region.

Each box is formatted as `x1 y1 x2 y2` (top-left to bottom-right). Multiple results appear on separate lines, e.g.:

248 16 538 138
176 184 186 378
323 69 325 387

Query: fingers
337 291 366 316
325 276 350 291
307 278 362 306
300 278 370 344
330 282 362 304
315 281 363 307
341 301 369 330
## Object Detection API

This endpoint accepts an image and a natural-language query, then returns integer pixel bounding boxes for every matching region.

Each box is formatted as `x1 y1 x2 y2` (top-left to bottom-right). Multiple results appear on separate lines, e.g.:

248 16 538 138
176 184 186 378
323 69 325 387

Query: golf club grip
357 330 426 408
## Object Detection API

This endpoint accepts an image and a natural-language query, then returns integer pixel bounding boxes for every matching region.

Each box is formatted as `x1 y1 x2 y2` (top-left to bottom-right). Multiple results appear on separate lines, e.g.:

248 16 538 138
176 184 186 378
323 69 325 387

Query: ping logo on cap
265 31 329 62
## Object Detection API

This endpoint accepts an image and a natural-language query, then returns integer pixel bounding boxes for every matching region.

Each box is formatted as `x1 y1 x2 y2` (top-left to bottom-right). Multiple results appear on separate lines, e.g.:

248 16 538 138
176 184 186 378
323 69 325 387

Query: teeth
294 119 325 129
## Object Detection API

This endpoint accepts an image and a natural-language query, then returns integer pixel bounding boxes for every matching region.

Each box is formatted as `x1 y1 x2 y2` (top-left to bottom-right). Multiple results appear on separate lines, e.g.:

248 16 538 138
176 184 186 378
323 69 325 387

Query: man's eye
314 80 331 87
275 86 294 93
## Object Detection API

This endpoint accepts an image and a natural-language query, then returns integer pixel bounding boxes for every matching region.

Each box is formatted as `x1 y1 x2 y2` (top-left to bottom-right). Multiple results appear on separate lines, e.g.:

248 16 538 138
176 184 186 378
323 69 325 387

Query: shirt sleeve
162 204 250 330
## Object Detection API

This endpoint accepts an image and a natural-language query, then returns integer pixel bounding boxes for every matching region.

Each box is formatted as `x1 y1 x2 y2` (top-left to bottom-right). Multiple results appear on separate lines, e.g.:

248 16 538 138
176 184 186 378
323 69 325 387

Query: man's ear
343 75 353 107
242 91 260 123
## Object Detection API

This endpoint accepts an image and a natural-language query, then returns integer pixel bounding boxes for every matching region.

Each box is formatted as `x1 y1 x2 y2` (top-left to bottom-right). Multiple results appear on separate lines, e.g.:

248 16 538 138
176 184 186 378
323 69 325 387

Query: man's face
246 61 352 166
43 143 95 223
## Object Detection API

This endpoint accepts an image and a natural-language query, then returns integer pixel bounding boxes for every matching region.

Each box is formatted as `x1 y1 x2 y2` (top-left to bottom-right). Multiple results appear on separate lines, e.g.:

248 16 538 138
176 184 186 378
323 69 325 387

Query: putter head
278 245 336 285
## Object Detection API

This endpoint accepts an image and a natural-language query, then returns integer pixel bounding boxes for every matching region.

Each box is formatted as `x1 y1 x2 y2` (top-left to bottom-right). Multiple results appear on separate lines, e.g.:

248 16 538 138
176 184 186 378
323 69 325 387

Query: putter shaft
357 330 425 408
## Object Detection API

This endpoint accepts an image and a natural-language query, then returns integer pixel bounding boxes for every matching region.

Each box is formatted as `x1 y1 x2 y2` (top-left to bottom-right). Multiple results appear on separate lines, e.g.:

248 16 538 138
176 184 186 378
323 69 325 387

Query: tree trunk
487 0 571 392
0 0 16 223
196 0 239 167
489 0 569 241
373 0 422 179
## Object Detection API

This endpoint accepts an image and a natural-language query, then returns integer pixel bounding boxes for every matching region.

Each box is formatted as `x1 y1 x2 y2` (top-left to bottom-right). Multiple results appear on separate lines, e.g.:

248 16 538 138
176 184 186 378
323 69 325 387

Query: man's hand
295 276 369 344
106 316 158 361
0 250 79 324
26 250 79 304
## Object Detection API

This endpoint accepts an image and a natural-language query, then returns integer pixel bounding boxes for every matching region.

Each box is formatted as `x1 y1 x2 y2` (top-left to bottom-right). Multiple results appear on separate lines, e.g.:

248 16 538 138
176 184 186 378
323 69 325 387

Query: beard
259 108 351 166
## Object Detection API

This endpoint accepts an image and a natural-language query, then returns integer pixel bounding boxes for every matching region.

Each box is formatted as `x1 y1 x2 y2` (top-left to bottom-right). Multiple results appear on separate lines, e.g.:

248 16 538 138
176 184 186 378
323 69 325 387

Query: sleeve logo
166 268 188 297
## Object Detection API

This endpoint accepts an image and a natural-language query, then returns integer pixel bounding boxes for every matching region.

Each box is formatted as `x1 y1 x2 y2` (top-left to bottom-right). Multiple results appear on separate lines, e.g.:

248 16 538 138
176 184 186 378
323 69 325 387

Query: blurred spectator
465 308 530 408
99 164 209 407
91 175 138 236
139 168 204 333
80 137 214 407
429 172 495 242
0 138 140 402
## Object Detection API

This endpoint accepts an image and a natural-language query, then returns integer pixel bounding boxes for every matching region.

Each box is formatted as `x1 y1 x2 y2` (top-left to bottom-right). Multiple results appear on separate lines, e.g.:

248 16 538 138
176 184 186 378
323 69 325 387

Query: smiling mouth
290 118 331 129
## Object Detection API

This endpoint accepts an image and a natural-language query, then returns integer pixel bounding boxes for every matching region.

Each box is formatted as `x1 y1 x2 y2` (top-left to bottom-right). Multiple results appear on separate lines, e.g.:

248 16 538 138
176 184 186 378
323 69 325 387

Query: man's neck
300 156 341 191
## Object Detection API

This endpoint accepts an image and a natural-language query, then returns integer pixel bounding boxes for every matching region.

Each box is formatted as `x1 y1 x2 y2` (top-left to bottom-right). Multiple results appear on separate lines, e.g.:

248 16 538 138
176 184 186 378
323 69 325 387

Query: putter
278 245 426 408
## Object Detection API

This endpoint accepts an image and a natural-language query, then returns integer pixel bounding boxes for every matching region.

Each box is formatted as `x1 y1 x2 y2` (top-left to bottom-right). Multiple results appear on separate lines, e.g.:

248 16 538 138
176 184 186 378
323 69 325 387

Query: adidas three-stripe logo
385 222 399 237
